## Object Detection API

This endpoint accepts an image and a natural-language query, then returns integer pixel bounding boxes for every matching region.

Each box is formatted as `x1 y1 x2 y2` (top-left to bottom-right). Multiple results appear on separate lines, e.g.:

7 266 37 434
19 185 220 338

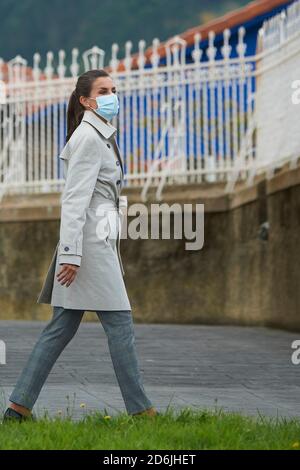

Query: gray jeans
9 306 153 415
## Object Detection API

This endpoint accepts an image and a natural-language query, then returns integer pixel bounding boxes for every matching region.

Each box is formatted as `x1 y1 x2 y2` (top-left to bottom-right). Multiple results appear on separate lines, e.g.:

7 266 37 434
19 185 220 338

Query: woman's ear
80 96 92 109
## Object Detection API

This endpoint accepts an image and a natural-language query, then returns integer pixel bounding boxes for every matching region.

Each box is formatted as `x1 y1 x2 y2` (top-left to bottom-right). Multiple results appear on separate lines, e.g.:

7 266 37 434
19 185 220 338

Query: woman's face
80 76 117 113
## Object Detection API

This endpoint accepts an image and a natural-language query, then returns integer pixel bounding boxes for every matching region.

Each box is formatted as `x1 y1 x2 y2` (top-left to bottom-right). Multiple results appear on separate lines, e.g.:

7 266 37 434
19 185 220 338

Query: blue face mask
90 93 119 121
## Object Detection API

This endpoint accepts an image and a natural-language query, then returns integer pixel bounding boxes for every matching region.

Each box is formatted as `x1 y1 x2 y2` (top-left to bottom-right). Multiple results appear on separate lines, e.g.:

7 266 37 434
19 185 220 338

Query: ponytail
66 89 84 143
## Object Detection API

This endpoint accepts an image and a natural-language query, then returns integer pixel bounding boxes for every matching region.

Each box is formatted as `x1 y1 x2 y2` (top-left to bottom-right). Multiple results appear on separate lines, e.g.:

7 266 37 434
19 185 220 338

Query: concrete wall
0 165 300 330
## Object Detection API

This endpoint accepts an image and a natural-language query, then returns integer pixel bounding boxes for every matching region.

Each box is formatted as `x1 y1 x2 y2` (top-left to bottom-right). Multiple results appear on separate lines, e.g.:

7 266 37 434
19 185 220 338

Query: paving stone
0 321 299 420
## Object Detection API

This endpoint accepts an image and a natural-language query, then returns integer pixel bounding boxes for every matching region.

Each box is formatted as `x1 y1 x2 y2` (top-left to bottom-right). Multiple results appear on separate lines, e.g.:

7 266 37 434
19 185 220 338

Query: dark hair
66 69 110 143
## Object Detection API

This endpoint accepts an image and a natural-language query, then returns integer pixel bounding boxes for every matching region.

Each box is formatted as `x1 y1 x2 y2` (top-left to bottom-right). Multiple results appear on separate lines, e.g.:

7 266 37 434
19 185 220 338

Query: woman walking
3 69 157 422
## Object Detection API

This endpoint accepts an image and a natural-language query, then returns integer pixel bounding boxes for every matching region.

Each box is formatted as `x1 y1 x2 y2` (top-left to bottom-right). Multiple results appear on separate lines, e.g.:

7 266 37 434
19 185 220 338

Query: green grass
1 406 300 450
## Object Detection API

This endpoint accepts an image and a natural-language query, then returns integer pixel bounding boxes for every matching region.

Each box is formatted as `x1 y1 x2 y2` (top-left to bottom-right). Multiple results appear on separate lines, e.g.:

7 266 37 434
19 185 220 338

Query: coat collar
82 109 124 177
82 109 117 140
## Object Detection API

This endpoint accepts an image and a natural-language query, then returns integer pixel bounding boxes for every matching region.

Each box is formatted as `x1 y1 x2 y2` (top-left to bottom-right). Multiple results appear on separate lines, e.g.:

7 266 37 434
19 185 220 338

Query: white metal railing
0 0 300 202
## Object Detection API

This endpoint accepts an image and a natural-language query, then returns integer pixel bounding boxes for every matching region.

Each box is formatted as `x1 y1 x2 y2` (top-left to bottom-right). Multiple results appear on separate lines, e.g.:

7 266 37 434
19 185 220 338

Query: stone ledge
267 163 300 195
0 162 299 222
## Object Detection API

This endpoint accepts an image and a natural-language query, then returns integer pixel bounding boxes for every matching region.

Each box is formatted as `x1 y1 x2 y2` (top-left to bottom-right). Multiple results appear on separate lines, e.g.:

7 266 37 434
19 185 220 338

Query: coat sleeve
58 130 102 266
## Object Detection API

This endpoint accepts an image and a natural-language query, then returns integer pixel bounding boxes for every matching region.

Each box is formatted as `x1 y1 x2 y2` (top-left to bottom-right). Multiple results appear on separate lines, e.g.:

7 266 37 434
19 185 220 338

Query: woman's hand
56 264 79 287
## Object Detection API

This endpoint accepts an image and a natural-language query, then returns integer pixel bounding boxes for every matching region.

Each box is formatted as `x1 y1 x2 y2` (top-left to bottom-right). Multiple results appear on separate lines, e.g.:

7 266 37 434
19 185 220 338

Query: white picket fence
0 0 300 201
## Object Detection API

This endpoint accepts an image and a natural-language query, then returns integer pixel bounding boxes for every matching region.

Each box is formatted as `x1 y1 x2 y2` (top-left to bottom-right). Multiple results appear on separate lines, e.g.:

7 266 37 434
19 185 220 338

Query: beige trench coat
36 109 131 312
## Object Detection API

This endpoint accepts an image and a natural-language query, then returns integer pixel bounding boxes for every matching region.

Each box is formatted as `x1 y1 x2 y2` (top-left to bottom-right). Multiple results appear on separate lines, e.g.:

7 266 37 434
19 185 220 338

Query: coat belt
88 195 126 276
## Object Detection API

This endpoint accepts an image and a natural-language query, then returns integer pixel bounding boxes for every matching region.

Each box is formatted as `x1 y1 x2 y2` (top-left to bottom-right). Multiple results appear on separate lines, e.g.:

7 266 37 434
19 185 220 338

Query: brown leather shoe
132 407 159 417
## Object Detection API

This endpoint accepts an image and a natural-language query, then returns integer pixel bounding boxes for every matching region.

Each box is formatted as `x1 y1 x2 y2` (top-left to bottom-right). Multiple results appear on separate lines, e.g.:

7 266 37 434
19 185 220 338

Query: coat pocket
94 208 119 247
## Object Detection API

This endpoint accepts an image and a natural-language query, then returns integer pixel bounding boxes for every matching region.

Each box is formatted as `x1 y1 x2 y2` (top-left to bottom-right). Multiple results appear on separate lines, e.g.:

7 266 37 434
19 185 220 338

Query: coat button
116 180 121 185
116 160 120 166
107 143 111 148
64 246 69 252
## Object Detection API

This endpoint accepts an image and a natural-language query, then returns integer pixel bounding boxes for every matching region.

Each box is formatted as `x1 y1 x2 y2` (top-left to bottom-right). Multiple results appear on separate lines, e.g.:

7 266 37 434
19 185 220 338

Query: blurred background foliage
0 0 248 64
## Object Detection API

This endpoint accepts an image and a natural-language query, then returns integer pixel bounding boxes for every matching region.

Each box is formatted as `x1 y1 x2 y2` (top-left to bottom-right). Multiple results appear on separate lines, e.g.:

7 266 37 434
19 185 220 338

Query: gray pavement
1 318 300 420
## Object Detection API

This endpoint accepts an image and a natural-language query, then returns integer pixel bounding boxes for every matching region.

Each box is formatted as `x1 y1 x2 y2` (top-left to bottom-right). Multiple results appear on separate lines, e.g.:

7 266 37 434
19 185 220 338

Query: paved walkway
1 318 300 420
